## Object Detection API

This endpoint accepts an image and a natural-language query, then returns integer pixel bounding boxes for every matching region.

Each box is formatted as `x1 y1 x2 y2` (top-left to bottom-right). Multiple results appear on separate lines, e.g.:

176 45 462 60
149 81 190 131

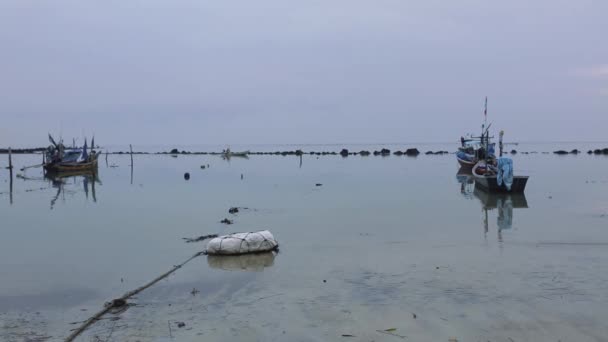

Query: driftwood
65 251 204 341
183 234 218 243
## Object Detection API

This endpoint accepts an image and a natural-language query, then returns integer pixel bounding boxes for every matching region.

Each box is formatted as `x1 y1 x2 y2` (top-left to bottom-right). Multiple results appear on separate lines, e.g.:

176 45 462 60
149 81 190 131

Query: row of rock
554 149 580 155
0 148 46 154
590 148 608 155
162 148 608 156
25 147 604 156
554 149 608 155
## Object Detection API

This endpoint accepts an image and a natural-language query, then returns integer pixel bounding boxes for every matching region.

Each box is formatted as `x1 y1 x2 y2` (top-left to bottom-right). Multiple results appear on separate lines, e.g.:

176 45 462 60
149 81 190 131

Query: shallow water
1 143 608 341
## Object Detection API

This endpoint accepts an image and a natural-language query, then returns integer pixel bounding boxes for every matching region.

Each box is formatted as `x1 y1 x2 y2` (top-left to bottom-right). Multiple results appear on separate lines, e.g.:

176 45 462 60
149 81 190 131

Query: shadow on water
44 171 102 209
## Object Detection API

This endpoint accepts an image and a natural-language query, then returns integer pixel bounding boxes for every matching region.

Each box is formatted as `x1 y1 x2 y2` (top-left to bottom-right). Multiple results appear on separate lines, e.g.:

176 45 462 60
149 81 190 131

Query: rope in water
65 251 204 342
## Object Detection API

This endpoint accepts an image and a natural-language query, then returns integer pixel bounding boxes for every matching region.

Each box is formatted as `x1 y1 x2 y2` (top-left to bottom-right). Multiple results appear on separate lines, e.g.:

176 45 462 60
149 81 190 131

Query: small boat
43 135 99 173
472 160 528 193
221 148 250 158
457 98 496 168
456 149 477 168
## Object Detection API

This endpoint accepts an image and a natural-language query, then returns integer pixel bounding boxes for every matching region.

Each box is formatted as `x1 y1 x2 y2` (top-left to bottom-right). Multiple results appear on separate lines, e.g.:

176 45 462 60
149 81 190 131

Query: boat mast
499 130 504 157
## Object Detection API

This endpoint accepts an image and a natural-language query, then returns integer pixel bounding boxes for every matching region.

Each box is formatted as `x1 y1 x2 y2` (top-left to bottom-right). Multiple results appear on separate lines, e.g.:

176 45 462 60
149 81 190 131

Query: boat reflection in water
458 167 528 240
207 252 276 272
456 167 475 199
44 170 101 209
474 187 528 241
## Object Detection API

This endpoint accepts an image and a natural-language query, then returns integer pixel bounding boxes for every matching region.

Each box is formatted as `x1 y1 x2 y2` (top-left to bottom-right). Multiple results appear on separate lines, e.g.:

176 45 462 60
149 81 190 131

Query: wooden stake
8 147 13 170
130 145 134 184
9 168 13 205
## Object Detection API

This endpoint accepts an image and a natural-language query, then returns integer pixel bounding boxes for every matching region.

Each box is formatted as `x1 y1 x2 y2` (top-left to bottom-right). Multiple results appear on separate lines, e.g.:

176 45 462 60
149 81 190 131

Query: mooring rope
65 251 204 342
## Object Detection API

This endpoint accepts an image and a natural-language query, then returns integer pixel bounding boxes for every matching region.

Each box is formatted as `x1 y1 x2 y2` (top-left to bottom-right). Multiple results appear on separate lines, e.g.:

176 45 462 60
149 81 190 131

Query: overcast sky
1 0 606 147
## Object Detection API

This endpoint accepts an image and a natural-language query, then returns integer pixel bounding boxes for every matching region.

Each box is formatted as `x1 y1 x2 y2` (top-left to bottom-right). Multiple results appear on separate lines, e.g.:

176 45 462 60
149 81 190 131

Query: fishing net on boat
206 230 278 255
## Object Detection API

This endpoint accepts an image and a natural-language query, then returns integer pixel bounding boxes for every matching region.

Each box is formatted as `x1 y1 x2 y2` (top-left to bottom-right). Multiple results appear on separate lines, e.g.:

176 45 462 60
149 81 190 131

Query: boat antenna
483 96 488 129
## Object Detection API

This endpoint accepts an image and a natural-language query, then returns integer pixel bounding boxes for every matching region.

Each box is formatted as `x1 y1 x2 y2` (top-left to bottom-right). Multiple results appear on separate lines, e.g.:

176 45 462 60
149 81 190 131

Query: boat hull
472 161 528 193
457 156 476 168
44 158 98 173
474 175 528 193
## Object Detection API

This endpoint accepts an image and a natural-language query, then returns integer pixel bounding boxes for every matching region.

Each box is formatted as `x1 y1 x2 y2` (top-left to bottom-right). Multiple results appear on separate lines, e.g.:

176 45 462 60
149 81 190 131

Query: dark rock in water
393 151 404 156
588 150 593 154
594 149 602 154
553 150 568 155
570 149 580 154
603 148 608 154
200 165 206 169
170 148 179 154
0 147 46 154
374 148 391 156
340 149 349 157
295 150 303 156
229 207 239 214
176 322 186 328
405 148 420 156
316 183 322 187
105 299 127 308
184 173 190 180
220 218 233 225
425 151 433 155
359 150 370 156
330 151 337 155
510 150 517 154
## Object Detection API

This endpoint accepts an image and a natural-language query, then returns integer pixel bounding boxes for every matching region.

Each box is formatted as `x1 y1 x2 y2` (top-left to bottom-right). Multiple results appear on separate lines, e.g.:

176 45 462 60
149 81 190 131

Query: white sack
206 230 278 255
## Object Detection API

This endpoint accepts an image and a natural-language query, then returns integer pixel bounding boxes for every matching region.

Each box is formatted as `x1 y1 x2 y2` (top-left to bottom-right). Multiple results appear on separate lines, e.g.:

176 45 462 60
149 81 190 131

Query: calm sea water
1 143 608 341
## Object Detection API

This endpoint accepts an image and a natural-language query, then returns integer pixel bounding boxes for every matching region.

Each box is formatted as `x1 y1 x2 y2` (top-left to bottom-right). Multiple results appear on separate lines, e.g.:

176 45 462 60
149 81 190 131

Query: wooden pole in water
130 144 134 166
9 168 13 205
105 151 108 167
130 144 134 185
8 147 13 170
8 148 13 204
